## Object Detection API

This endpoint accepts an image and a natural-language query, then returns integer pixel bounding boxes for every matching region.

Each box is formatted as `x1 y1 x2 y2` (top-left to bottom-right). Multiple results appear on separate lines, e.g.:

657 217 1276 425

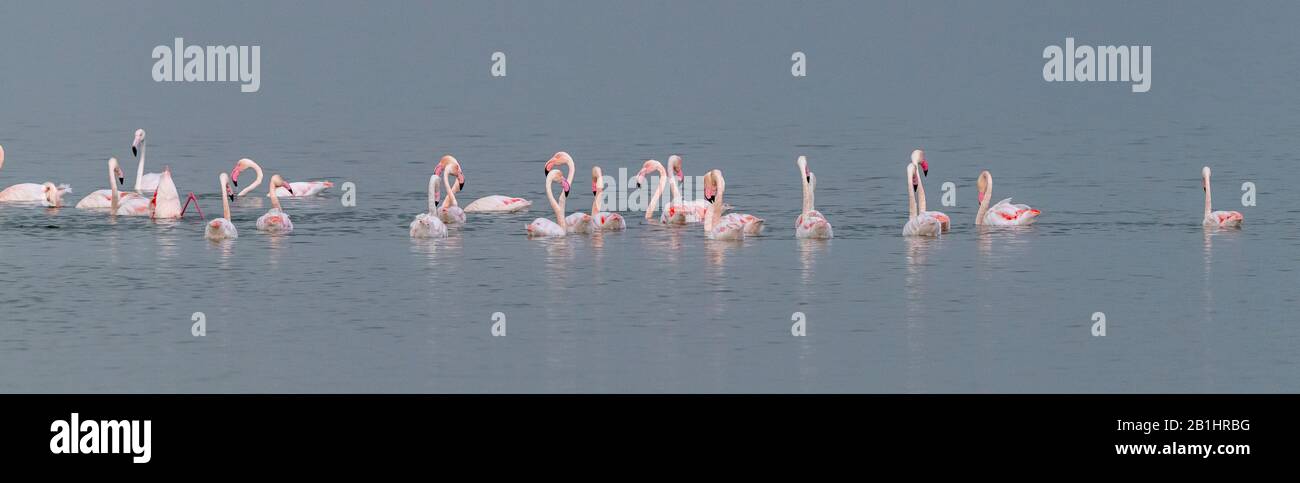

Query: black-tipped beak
544 167 550 175
705 194 715 203
922 168 928 177
805 175 811 183
286 186 295 195
118 177 125 185
563 190 570 198
458 181 465 190
592 190 597 196
131 146 137 157
435 199 440 207
232 179 238 187
227 192 235 202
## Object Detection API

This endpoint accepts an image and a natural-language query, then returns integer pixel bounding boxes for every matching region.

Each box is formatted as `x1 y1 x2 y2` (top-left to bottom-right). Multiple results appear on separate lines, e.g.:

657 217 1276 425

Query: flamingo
632 159 672 223
525 169 570 237
434 155 466 225
590 166 625 230
1202 166 1243 228
903 162 943 236
130 129 163 193
114 166 201 218
206 172 238 240
794 155 833 239
410 170 449 239
663 154 713 223
701 169 752 240
975 170 1041 226
0 146 72 207
231 158 333 198
545 152 594 233
76 157 144 209
256 174 295 233
909 149 950 232
461 154 532 213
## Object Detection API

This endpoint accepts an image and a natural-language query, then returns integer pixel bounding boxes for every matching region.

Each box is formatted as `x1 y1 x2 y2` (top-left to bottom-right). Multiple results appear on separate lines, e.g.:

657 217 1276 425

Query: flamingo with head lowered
461 154 532 214
433 155 466 225
526 169 570 237
410 166 449 238
231 158 333 198
794 155 833 239
590 166 625 231
902 162 943 236
115 166 202 219
256 174 295 233
662 154 713 223
206 172 238 240
1201 166 1243 228
975 170 1040 226
0 145 73 207
545 152 593 233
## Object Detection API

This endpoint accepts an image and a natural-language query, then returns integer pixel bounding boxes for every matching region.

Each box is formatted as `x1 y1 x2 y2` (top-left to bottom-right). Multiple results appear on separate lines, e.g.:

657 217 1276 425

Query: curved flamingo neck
238 160 264 197
705 175 725 232
269 181 283 211
427 174 439 214
915 171 929 213
801 176 814 216
645 163 667 220
546 173 566 228
975 175 991 225
134 140 147 193
442 166 458 207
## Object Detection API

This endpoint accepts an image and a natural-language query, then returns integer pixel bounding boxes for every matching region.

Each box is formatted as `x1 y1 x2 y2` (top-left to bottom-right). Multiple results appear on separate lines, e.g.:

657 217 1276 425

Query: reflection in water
903 236 933 393
214 239 237 267
797 238 827 286
152 219 181 263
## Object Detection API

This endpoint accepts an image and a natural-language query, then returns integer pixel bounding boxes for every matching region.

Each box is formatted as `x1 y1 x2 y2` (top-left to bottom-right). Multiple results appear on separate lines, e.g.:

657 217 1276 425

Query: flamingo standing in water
410 169 449 239
590 166 625 230
794 155 833 239
433 155 466 225
206 172 238 240
256 174 295 233
130 129 164 193
1202 166 1243 228
903 162 943 236
909 149 949 232
461 154 532 213
702 169 763 239
0 145 73 207
76 157 144 209
663 155 713 223
231 158 333 198
975 170 1041 226
544 152 593 233
525 169 570 237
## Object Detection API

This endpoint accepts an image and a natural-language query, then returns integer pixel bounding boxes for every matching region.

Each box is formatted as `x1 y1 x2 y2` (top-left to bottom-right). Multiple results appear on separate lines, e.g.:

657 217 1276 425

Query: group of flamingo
0 129 336 240
410 152 834 241
1 136 1245 241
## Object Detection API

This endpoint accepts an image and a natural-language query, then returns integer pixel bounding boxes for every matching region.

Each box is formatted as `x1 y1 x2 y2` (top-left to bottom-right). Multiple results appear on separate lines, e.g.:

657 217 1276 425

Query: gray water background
1 1 1298 392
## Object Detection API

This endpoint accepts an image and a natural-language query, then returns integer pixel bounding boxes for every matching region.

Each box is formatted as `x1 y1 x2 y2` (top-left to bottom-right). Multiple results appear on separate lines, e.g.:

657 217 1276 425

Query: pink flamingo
1202 166 1243 228
206 172 238 240
77 157 144 209
256 174 295 233
526 169 570 237
0 145 72 207
975 170 1040 226
590 166 625 230
903 162 943 236
794 156 833 239
231 158 332 198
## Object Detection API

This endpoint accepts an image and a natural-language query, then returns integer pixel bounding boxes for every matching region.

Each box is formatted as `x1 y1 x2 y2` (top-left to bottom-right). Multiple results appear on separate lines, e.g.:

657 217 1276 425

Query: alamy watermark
152 38 261 93
1043 37 1151 93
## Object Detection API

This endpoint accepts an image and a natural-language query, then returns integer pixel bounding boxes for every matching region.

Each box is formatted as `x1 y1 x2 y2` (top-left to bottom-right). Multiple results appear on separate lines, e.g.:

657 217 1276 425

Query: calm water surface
1 1 1298 392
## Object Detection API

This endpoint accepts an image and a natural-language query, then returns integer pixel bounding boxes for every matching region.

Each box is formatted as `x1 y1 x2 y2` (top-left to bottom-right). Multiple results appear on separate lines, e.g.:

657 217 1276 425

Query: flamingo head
911 149 928 176
703 169 722 203
633 159 663 189
907 163 919 192
231 158 256 187
270 174 294 195
545 151 573 175
668 155 685 183
131 129 146 157
977 170 991 203
1202 166 1211 191
560 177 570 198
591 166 603 195
796 155 810 183
42 182 63 206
